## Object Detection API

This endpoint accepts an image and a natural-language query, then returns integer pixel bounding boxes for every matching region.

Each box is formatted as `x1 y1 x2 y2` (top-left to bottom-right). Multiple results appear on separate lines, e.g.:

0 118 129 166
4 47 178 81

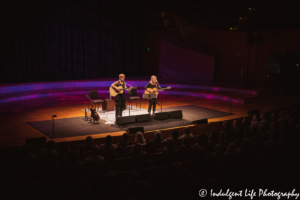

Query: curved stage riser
0 79 260 104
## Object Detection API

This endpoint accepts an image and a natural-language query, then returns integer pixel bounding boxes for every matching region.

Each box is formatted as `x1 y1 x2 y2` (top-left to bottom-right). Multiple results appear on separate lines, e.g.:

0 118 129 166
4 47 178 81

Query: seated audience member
132 152 154 169
17 144 36 167
117 133 133 147
267 121 278 135
66 150 81 165
172 130 179 140
100 135 117 150
145 142 155 154
106 146 116 159
165 138 176 151
150 131 163 142
80 136 98 152
58 141 69 166
179 127 193 139
165 129 179 140
237 138 252 153
270 112 278 123
250 115 259 128
223 143 237 155
259 113 270 134
133 132 146 144
198 134 208 147
179 137 190 152
251 136 265 150
241 117 250 129
128 143 143 158
39 140 57 157
84 147 104 164
219 121 231 140
212 144 223 157
264 133 278 151
209 130 219 143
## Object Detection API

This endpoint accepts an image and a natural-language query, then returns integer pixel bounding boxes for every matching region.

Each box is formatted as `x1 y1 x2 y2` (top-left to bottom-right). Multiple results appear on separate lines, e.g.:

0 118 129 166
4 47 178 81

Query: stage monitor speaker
154 112 169 120
169 110 183 119
136 114 151 123
26 137 47 146
118 116 136 125
127 127 144 134
248 109 260 116
192 119 208 125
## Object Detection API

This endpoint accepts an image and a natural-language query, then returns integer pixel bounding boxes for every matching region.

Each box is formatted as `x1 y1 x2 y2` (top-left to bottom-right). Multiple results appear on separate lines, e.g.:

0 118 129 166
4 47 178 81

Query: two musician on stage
111 74 160 125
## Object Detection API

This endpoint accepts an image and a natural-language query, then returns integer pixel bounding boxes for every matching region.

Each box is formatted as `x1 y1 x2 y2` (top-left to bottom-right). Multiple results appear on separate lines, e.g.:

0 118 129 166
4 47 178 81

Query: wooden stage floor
0 92 298 147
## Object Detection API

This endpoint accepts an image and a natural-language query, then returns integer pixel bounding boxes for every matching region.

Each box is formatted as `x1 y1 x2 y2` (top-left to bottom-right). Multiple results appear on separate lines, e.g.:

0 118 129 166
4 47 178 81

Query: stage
0 78 298 147
26 105 233 138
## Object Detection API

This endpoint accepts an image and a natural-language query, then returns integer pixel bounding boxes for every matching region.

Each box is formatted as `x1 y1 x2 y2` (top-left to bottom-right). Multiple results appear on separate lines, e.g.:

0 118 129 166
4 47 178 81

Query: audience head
214 144 223 155
260 113 266 120
106 135 112 146
183 127 190 135
223 120 229 129
123 133 129 141
172 130 179 140
154 131 162 140
252 114 258 122
85 136 93 145
209 130 219 142
232 119 238 128
135 132 146 144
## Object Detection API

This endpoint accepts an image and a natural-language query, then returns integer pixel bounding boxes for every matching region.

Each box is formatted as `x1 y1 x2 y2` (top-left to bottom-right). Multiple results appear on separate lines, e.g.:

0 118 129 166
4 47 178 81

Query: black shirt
145 82 161 90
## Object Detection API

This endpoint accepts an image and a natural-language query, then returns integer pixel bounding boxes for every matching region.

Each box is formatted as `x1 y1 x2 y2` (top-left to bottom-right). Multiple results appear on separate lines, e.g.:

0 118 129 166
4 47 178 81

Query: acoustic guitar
90 106 100 122
144 86 171 95
109 86 132 97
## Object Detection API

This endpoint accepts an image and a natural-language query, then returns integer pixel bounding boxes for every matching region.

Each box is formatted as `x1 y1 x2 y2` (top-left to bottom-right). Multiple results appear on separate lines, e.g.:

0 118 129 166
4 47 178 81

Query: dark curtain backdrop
3 0 145 83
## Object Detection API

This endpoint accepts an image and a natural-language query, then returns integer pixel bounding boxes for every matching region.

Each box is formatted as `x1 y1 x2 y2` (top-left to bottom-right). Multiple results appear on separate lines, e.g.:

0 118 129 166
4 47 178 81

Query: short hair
123 133 129 140
106 135 112 146
172 130 179 139
86 136 93 144
155 131 162 139
183 127 190 135
119 74 125 78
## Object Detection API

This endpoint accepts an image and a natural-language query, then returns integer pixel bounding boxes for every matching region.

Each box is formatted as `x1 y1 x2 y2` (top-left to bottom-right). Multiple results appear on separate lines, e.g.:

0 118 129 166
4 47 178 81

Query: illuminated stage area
0 79 298 147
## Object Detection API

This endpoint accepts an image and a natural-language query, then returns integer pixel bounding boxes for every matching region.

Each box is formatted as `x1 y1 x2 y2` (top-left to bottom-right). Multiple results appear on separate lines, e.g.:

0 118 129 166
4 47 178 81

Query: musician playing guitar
145 75 161 116
111 74 131 124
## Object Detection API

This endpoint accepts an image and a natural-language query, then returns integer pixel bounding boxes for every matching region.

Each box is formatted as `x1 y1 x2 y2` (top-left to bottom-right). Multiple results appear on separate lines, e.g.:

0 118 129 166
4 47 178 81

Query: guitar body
144 86 171 99
144 87 159 95
90 107 100 121
110 86 124 97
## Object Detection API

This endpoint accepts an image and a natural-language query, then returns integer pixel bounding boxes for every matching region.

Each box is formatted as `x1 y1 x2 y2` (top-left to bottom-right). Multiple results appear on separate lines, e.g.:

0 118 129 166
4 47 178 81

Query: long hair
135 132 146 144
149 75 158 85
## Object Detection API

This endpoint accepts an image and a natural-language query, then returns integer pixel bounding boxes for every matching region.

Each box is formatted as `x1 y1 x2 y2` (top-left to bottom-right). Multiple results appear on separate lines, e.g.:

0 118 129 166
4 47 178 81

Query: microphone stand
124 81 132 116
